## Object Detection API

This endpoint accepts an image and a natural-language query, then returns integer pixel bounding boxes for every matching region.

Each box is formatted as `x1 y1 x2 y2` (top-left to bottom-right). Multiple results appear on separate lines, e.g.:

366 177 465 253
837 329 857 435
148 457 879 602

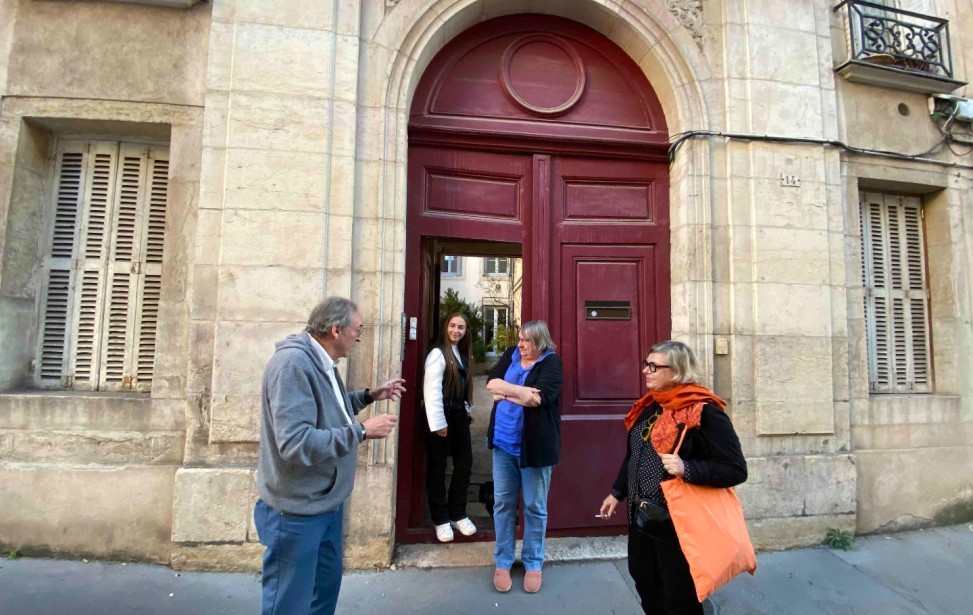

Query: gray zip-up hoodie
256 331 369 515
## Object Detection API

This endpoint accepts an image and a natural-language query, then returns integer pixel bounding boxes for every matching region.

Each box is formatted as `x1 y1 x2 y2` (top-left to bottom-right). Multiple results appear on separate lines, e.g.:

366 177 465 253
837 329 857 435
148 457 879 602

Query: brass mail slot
584 300 631 320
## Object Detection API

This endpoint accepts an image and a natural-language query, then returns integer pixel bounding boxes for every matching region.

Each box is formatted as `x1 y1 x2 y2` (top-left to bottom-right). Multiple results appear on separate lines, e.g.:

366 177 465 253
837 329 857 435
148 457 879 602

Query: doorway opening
407 239 523 541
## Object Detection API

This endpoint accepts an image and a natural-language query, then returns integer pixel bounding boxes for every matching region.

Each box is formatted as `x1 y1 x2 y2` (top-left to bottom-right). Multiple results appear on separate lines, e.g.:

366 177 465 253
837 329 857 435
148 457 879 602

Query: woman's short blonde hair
650 340 702 385
520 320 556 352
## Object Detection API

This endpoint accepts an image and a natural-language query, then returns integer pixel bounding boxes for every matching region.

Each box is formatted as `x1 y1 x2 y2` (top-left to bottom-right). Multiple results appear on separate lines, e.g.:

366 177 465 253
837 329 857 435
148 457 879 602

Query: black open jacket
612 401 747 519
486 346 563 468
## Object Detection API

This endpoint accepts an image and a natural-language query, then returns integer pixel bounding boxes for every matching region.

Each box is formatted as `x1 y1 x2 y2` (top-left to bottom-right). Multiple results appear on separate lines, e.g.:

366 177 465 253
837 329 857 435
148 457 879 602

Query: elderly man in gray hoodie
255 297 404 615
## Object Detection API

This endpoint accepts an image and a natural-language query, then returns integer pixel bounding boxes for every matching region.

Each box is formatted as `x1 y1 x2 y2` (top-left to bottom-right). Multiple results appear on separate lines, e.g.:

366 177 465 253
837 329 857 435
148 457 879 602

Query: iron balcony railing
835 0 955 79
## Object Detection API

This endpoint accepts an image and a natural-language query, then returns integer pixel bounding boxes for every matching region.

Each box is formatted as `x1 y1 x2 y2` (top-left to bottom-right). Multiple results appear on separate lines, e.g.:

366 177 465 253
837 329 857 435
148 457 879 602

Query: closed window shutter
902 199 931 390
36 141 118 388
72 142 119 389
860 192 932 393
132 148 169 391
36 139 168 391
36 143 84 386
98 144 169 392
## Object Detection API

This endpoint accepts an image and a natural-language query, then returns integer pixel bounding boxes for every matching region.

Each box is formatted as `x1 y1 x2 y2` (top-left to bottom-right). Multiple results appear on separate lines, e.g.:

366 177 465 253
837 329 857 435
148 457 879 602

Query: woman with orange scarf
599 340 747 615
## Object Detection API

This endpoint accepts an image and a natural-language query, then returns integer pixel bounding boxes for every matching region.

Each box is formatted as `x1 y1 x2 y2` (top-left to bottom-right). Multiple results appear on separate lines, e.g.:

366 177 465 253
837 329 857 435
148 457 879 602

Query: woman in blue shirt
485 320 563 595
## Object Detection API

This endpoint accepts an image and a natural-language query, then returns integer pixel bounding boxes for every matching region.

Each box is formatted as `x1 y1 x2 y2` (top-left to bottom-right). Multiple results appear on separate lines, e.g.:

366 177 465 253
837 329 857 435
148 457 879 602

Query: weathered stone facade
1 0 971 570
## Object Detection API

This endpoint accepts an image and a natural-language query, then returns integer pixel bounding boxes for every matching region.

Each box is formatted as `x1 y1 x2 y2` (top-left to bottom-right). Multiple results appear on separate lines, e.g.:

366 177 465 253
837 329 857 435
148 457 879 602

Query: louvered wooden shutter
36 140 168 391
133 148 168 391
99 144 169 392
36 141 118 388
860 192 932 393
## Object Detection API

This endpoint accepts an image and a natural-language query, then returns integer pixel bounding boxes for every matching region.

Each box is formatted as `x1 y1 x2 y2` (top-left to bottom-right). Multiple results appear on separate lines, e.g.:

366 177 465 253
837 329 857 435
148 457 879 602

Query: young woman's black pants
627 520 703 615
425 405 473 525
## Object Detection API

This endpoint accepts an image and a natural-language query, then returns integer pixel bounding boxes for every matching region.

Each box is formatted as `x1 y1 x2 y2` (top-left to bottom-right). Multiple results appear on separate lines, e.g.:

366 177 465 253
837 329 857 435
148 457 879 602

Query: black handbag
634 497 671 533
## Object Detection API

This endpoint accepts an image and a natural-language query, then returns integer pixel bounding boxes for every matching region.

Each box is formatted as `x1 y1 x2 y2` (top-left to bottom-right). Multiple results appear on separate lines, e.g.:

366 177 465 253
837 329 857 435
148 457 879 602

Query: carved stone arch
372 0 716 136
363 0 721 349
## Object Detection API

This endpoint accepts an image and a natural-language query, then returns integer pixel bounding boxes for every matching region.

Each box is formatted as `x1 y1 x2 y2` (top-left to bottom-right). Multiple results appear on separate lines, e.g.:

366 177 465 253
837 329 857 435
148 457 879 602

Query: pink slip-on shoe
523 570 542 593
493 568 512 593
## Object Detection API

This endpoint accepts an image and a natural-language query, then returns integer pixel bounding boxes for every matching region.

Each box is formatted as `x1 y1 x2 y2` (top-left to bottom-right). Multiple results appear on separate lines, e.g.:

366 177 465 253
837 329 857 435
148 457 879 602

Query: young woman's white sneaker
450 517 477 536
434 522 454 542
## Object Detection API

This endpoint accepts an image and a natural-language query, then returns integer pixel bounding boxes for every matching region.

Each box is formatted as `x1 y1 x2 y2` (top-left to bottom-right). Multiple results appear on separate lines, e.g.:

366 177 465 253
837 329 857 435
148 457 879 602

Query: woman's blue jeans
492 447 553 572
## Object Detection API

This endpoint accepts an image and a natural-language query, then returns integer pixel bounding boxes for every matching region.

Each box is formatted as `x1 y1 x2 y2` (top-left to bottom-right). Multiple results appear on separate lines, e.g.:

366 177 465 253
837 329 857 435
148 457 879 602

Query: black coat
486 346 563 468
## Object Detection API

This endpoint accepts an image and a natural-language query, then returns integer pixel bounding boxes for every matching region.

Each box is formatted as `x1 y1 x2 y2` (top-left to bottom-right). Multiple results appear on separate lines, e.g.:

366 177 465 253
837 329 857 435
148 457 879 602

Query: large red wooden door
397 15 671 542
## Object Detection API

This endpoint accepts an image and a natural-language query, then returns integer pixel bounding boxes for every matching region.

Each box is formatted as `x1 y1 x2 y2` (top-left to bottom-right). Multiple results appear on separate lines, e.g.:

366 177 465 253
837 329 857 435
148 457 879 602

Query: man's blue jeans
492 448 553 572
254 499 343 615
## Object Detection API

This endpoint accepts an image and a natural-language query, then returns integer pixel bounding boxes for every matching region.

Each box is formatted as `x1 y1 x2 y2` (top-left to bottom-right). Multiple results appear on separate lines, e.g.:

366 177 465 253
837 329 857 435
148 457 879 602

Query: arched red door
397 15 671 543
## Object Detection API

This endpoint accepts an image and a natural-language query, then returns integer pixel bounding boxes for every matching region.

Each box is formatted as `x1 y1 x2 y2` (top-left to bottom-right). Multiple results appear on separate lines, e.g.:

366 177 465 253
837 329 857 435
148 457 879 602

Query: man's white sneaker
434 522 454 542
450 517 477 536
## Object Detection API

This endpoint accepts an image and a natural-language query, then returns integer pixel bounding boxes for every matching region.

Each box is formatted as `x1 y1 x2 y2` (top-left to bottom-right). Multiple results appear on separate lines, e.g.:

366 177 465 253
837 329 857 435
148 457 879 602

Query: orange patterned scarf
623 383 726 455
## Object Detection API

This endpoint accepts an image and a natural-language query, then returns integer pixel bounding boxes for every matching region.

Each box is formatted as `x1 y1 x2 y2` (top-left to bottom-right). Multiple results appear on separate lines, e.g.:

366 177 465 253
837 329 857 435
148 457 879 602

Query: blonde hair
649 340 702 384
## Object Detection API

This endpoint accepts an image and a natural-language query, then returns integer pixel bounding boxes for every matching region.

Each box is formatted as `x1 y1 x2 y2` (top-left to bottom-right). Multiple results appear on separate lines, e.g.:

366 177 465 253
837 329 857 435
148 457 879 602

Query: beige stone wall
5 0 209 106
0 0 206 563
175 0 379 568
831 0 973 533
0 463 178 562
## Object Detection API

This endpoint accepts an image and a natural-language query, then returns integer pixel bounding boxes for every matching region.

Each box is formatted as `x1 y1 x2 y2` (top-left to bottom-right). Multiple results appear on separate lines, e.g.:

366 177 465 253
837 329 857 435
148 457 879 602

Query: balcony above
833 0 965 94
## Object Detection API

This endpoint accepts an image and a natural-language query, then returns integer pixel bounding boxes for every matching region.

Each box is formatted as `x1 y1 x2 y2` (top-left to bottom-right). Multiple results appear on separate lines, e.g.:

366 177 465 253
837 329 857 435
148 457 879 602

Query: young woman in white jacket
424 313 477 542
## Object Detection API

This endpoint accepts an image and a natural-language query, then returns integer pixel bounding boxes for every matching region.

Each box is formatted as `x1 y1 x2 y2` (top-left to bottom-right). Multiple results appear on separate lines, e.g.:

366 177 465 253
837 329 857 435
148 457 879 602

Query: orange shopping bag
660 415 757 602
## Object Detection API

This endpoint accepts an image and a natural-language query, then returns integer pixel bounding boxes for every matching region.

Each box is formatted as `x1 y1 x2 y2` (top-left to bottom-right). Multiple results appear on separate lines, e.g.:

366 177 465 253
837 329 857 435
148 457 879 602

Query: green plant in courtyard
491 323 516 353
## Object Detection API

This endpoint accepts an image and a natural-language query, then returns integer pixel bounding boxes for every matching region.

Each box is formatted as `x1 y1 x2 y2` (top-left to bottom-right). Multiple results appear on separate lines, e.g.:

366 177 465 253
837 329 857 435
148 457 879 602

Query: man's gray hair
307 297 359 339
521 320 556 352
649 339 702 385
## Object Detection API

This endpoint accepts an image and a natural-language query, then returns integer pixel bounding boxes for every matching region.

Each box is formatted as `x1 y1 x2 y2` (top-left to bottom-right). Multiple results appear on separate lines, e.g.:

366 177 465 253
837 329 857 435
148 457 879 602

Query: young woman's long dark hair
435 312 473 404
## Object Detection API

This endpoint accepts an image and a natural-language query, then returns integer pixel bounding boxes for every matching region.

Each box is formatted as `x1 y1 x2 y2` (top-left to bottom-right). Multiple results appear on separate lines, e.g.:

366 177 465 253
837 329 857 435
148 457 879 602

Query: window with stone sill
859 191 932 393
35 139 169 393
483 257 509 276
440 254 462 276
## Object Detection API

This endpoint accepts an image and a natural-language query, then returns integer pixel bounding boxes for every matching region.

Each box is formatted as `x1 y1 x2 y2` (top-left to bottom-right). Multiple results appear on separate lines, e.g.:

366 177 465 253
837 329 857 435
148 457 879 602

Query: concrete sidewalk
1 524 971 614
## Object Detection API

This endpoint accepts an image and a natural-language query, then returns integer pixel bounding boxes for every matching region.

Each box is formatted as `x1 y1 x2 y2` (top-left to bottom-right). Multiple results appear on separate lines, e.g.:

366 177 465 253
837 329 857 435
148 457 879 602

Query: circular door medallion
500 34 586 117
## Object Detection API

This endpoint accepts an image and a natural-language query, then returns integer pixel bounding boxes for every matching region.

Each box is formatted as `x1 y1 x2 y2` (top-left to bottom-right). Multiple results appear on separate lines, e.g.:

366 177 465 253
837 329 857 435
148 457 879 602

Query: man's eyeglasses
349 325 366 337
642 360 670 373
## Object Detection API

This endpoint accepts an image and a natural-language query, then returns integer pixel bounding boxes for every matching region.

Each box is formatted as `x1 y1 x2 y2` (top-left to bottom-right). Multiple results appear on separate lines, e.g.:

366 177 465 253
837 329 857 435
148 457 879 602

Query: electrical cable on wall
668 130 973 171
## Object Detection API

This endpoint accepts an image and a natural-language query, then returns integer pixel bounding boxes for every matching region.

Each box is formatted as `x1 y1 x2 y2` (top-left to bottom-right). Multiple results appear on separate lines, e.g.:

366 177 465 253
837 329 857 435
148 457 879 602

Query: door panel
547 244 660 531
408 146 530 242
573 258 645 402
